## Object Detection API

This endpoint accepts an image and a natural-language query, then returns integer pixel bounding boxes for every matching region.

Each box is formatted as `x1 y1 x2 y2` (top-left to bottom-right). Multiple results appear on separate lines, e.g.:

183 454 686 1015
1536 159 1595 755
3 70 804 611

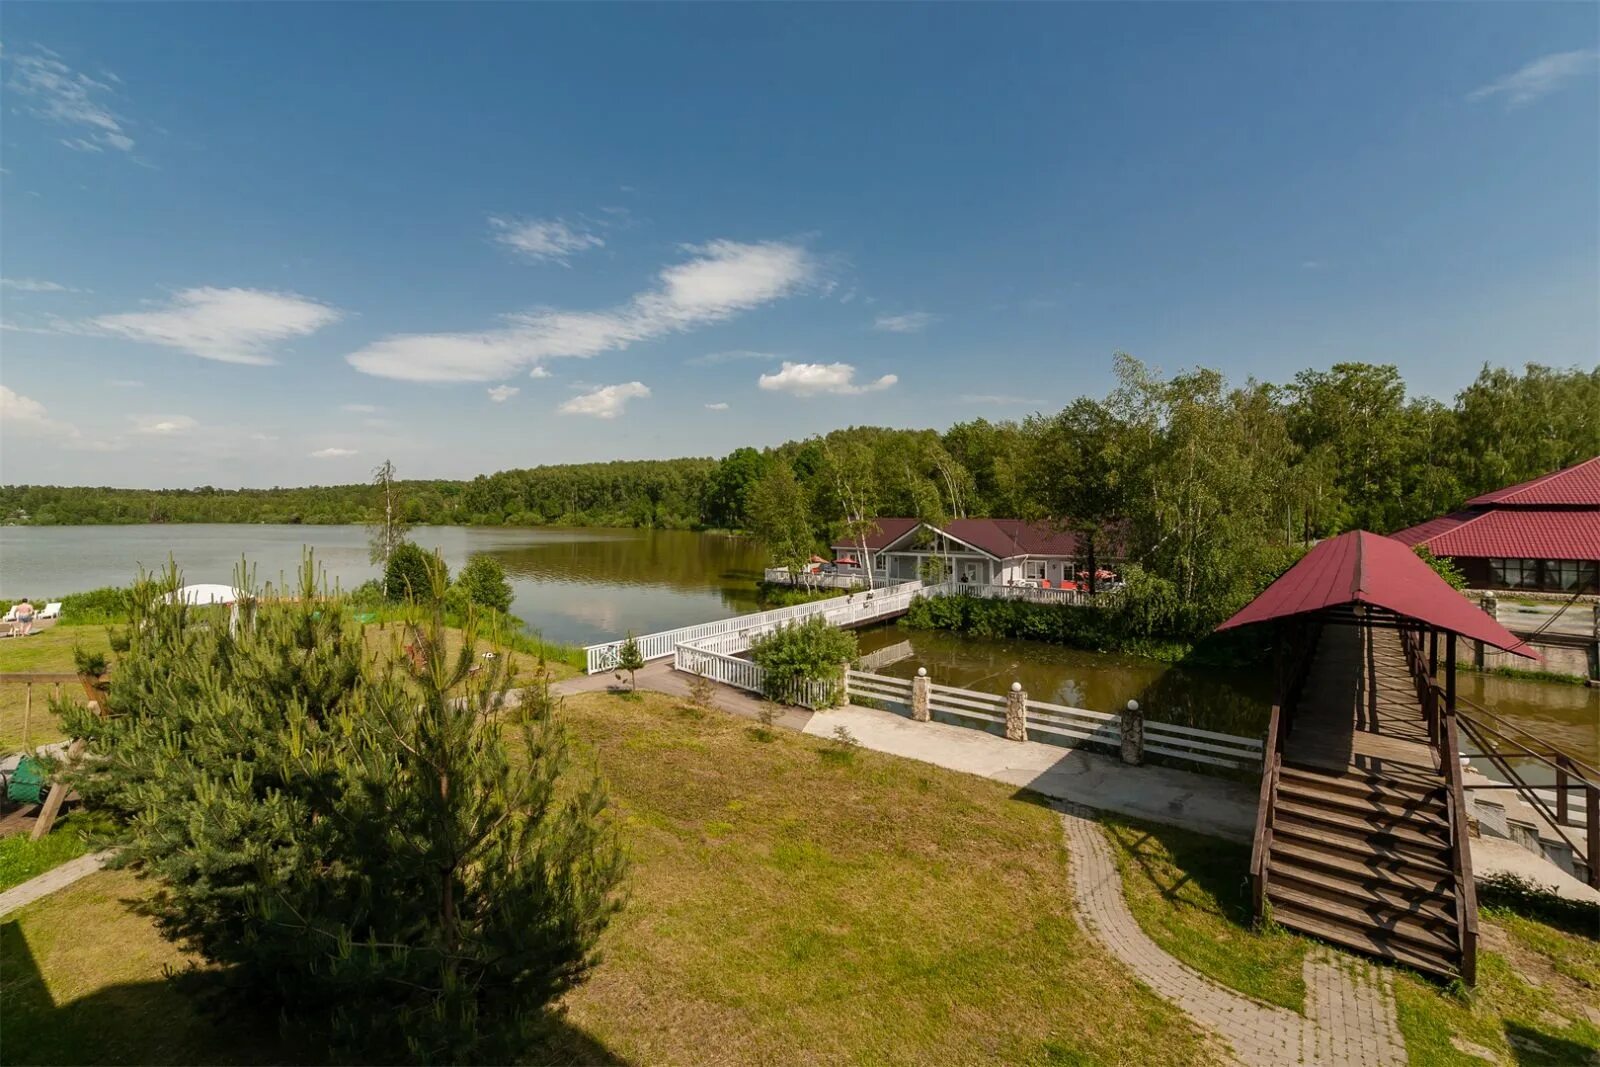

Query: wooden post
1587 785 1600 890
1443 637 1457 773
1428 628 1438 679
21 682 32 749
1554 756 1570 826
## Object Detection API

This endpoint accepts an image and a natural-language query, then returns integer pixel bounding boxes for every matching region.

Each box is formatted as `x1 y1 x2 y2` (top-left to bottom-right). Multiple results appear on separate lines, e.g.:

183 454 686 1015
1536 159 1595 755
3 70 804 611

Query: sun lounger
39 603 61 620
1 606 17 623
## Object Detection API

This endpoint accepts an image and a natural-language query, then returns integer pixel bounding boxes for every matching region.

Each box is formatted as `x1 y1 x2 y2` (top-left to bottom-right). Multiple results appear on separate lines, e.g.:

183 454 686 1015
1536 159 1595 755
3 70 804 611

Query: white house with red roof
1391 455 1600 594
829 517 1120 588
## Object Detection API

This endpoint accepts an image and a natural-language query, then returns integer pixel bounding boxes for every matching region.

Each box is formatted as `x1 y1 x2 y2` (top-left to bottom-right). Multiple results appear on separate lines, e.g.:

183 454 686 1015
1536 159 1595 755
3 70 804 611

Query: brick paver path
0 849 114 917
1060 805 1407 1067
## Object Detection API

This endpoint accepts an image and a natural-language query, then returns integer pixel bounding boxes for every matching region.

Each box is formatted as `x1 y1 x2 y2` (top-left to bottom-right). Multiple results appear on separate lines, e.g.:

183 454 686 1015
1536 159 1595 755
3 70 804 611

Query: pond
0 524 768 648
853 623 1600 768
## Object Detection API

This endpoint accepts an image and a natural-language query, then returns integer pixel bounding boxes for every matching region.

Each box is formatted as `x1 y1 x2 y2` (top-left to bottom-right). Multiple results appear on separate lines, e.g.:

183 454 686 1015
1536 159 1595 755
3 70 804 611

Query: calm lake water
0 524 768 648
854 625 1599 770
2 523 1593 761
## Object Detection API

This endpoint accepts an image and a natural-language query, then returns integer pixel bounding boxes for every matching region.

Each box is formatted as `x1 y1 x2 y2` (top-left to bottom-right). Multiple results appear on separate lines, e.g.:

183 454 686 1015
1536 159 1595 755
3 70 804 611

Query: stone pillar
1005 681 1027 742
1121 699 1144 765
1481 594 1497 621
1592 602 1600 640
911 667 931 722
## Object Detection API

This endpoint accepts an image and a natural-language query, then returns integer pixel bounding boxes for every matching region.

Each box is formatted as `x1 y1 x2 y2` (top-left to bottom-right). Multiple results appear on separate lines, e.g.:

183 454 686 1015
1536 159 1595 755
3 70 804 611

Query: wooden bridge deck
1285 623 1438 783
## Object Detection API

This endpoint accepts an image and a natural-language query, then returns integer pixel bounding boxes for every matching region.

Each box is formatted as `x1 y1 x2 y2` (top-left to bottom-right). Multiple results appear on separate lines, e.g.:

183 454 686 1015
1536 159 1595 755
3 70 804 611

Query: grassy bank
1102 816 1600 1066
0 621 578 753
2 689 1222 1066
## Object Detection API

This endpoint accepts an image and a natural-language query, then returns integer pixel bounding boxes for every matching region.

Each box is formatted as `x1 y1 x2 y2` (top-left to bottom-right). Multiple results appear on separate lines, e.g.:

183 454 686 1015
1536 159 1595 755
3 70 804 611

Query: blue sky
2 3 1596 489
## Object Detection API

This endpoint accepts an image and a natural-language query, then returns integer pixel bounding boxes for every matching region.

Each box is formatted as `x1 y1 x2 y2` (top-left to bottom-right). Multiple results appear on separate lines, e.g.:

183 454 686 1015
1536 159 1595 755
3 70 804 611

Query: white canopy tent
165 584 242 606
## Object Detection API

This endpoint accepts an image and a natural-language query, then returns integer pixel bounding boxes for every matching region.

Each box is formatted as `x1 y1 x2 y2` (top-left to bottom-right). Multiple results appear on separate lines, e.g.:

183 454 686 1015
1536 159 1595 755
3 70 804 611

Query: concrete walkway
0 849 114 918
805 701 1260 841
1062 803 1406 1067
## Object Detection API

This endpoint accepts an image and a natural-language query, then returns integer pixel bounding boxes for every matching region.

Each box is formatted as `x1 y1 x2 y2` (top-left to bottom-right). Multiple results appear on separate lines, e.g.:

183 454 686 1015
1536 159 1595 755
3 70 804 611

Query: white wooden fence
673 641 839 709
585 579 929 673
843 669 1262 772
762 567 870 591
944 581 1114 608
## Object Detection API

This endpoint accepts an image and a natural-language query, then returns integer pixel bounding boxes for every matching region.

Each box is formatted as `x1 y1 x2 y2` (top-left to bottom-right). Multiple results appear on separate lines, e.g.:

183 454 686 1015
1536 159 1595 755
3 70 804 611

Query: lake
3 523 1593 764
0 524 769 648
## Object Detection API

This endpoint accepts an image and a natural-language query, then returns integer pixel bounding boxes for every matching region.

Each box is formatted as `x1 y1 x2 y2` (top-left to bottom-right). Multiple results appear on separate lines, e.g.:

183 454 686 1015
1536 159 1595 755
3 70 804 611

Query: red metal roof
1466 455 1600 507
830 517 921 552
1216 530 1536 657
1393 508 1600 561
943 518 1081 558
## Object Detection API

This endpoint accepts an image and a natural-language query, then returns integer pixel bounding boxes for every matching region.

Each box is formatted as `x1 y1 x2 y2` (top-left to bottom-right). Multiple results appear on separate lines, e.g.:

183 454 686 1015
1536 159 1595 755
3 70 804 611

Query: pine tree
615 632 645 691
60 555 624 1063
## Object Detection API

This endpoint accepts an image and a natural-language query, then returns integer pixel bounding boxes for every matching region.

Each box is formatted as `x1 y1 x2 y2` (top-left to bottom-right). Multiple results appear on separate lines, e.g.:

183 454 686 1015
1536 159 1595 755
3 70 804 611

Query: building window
1489 558 1541 589
1545 560 1599 592
1024 560 1047 581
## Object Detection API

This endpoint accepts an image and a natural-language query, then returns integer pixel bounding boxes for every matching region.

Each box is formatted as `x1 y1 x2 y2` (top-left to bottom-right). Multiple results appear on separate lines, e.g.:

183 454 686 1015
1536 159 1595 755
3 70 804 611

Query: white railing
842 669 914 710
674 641 838 708
841 669 1262 773
944 581 1114 608
762 567 871 591
585 579 928 673
1145 721 1264 770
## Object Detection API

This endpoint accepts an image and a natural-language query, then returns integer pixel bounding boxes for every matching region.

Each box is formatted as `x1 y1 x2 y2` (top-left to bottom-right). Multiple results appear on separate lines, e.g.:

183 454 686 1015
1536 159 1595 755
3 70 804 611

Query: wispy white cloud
1 277 87 293
310 446 358 459
348 240 817 382
487 385 520 403
489 216 605 264
6 47 136 154
959 393 1030 406
873 311 937 334
685 349 780 367
704 401 730 411
0 385 78 438
130 414 198 436
758 362 898 397
559 381 650 419
89 287 341 364
528 365 552 379
1466 49 1600 108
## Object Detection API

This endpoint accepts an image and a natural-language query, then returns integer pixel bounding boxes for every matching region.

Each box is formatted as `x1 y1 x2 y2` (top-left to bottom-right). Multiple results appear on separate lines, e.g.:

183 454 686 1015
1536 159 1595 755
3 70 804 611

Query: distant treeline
4 361 1595 542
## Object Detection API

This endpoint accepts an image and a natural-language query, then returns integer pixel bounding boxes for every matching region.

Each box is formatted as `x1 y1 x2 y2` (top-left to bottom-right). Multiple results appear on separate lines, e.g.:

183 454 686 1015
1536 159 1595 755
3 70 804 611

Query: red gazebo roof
1216 530 1536 658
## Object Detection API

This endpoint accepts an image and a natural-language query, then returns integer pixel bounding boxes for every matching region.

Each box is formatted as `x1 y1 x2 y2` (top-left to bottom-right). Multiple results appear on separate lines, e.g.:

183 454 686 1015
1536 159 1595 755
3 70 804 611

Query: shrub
60 559 624 1062
615 633 645 690
457 555 514 614
748 616 856 704
384 542 448 603
1414 545 1467 591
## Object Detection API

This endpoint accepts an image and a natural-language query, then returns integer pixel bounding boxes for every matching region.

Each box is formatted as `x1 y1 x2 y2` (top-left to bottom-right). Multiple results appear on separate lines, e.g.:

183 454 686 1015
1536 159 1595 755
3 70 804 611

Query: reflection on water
853 624 1600 761
853 624 1274 738
0 524 768 648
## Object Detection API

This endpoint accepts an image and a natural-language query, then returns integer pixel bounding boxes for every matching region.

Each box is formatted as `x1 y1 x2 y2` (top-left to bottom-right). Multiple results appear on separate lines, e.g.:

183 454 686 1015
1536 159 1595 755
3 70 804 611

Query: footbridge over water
583 579 932 675
1221 530 1598 985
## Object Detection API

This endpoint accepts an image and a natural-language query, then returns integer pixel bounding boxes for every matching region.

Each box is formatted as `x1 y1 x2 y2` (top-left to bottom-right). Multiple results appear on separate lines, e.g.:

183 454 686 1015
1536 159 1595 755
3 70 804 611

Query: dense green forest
4 360 1595 542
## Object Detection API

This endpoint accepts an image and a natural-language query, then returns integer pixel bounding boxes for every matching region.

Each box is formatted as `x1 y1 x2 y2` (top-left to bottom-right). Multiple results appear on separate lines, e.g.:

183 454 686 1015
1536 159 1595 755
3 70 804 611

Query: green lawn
1 688 1223 1066
1102 816 1600 1067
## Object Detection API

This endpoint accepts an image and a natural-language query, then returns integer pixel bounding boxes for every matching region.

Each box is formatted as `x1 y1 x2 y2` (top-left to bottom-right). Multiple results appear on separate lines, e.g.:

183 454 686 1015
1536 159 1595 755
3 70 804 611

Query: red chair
1039 579 1052 589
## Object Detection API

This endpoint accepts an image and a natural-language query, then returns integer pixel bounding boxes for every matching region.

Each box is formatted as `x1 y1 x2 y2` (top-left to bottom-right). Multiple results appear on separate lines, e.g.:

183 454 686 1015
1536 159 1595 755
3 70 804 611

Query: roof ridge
1351 530 1367 601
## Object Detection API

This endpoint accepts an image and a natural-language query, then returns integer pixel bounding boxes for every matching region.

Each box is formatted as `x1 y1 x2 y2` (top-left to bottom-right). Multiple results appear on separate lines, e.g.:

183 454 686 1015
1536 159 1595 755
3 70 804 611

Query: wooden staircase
1251 618 1478 983
1264 763 1468 980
